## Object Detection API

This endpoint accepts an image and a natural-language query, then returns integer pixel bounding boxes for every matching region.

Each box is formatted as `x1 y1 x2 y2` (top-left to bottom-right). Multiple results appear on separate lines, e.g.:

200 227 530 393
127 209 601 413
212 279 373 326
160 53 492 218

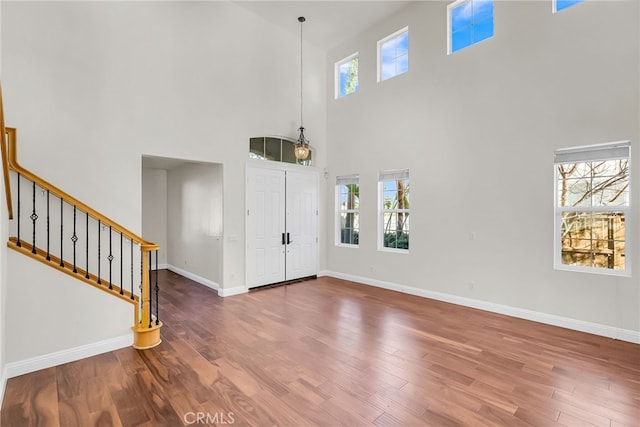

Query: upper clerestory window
448 0 494 54
554 0 584 13
335 53 359 99
377 27 409 82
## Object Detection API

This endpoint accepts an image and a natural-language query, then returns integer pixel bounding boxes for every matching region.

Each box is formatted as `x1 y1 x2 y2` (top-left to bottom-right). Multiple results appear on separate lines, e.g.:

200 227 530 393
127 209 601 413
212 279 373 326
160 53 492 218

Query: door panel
286 171 318 280
246 167 318 287
246 168 286 287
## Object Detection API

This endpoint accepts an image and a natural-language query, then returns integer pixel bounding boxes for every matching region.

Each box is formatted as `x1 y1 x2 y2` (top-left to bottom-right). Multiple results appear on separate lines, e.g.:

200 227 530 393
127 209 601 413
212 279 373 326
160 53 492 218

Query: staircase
0 84 162 350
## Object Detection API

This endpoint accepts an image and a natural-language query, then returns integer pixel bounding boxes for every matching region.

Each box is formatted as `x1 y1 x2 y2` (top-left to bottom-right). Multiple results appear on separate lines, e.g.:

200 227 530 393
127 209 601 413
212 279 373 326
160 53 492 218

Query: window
249 137 312 166
378 27 409 82
335 53 359 99
554 0 584 13
554 141 630 275
448 0 494 54
336 175 359 246
379 169 410 251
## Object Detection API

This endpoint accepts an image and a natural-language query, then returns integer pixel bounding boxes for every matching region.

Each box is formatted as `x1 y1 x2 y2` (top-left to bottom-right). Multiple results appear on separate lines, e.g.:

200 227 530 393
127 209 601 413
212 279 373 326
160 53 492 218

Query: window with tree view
336 53 359 99
379 169 410 251
336 176 359 246
554 142 630 275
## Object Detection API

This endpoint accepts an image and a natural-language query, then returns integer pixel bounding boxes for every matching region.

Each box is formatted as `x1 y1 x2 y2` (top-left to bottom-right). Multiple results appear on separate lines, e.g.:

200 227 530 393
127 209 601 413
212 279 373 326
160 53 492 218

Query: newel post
132 243 162 349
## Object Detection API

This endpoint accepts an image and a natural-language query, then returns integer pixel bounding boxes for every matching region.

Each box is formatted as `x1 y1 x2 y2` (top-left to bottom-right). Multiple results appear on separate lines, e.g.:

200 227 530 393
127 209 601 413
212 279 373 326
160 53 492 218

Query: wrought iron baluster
85 213 90 279
120 232 124 295
130 239 134 300
16 173 21 247
97 220 102 284
155 250 159 325
108 226 113 290
71 206 78 273
46 190 51 261
148 251 152 328
31 181 38 254
59 198 64 267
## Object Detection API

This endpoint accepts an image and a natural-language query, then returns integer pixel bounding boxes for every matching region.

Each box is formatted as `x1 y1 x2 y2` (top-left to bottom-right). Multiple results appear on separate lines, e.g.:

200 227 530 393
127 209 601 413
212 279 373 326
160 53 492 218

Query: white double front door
246 167 318 288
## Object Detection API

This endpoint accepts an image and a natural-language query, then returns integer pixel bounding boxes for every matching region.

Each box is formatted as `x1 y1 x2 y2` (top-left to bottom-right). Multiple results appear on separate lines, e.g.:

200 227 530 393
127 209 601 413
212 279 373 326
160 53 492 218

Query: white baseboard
157 263 169 270
167 264 219 291
166 265 246 297
0 333 132 408
218 286 247 297
324 271 640 345
0 366 7 410
615 328 640 344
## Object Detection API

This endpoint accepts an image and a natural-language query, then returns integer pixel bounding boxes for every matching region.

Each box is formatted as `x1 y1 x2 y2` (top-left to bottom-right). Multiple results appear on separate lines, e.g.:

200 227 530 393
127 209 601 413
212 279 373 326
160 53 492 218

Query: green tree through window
337 54 359 98
337 176 359 245
379 170 410 251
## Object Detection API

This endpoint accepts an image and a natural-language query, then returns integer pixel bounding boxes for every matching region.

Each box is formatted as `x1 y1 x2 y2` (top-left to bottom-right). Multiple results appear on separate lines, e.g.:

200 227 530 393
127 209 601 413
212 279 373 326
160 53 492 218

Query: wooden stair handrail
0 83 14 220
5 127 158 251
2 101 162 349
8 237 140 306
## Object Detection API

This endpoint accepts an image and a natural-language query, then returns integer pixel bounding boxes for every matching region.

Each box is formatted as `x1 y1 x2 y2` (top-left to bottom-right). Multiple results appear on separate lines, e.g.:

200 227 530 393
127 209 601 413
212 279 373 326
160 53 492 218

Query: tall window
379 169 410 251
336 175 359 246
377 27 409 82
554 142 630 275
335 53 359 99
554 0 584 13
448 0 494 54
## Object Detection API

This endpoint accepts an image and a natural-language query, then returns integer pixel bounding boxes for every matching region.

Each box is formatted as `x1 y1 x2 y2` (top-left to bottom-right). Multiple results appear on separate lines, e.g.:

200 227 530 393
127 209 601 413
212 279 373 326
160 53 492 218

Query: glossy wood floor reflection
2 272 640 426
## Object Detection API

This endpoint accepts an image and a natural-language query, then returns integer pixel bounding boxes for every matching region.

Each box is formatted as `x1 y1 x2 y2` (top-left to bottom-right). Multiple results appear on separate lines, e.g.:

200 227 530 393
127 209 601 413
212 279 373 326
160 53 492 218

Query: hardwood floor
2 271 639 426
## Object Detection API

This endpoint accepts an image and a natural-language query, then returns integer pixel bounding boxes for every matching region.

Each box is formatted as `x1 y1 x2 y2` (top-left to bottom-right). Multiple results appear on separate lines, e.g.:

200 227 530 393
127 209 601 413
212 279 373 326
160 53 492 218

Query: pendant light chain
294 16 310 161
299 16 304 128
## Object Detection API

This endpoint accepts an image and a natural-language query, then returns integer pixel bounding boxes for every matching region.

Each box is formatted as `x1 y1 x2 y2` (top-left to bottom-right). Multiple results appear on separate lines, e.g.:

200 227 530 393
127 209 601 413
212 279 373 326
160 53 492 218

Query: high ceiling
232 0 413 50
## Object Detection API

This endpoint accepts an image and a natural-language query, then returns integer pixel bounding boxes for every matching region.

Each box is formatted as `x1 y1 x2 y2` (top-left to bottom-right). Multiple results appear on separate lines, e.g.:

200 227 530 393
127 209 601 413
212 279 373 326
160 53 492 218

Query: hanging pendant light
295 16 310 161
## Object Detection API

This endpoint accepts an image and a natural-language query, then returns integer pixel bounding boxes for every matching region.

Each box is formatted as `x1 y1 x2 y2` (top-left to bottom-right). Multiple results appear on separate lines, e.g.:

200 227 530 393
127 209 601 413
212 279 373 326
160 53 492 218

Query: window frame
553 141 631 277
336 175 360 247
378 169 410 253
447 0 494 55
335 52 359 99
377 26 409 82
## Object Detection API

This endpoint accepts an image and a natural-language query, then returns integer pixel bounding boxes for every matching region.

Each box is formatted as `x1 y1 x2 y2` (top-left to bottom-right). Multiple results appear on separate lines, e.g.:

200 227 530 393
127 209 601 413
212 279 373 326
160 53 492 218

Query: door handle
282 233 286 245
286 233 292 245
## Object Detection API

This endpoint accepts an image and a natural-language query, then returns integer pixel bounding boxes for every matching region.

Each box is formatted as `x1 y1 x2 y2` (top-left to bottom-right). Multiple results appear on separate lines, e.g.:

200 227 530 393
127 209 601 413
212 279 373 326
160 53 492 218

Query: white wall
0 1 327 366
2 0 327 292
0 140 6 405
142 168 168 266
0 182 5 404
5 250 131 363
326 1 640 338
0 196 5 405
167 162 223 285
0 0 6 401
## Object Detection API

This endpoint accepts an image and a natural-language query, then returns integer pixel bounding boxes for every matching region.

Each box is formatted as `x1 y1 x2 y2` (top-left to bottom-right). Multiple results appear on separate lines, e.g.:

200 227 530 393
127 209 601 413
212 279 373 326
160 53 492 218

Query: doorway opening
142 155 223 291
